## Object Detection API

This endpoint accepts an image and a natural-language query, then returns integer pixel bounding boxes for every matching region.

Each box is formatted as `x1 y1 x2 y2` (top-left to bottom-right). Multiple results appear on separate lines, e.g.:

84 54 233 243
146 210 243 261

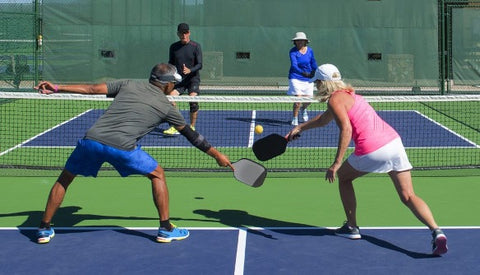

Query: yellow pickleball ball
255 125 263 134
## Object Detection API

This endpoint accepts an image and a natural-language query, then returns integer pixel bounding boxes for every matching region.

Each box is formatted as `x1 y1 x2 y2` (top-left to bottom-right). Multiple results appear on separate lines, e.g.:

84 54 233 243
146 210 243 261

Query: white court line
247 110 257 148
3 226 480 231
234 228 247 275
412 110 480 148
0 227 243 230
0 109 93 157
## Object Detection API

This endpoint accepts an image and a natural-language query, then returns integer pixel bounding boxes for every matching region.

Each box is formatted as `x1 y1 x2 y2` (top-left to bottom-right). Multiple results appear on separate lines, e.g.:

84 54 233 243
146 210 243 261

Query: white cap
309 64 342 82
172 71 182 82
291 32 310 42
150 66 182 83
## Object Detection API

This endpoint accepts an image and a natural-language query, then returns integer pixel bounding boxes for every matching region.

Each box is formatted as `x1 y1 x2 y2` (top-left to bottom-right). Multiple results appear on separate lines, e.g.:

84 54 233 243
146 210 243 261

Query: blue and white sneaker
156 224 189 243
37 227 55 244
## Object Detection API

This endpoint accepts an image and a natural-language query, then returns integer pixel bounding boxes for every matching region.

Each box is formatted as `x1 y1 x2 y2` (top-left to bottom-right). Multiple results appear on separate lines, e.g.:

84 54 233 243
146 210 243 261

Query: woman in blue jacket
288 32 318 125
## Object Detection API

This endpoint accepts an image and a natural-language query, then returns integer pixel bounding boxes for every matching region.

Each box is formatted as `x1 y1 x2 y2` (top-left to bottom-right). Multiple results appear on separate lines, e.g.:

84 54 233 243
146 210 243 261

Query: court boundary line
3 226 480 230
413 110 480 148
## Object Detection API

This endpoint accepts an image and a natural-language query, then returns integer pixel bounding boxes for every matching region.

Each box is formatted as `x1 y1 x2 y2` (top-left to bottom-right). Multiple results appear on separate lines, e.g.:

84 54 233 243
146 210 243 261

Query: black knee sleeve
189 102 199 113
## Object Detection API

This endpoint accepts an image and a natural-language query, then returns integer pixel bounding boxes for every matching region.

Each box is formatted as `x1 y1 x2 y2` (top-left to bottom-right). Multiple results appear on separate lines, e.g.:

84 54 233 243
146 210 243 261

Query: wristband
53 85 58 93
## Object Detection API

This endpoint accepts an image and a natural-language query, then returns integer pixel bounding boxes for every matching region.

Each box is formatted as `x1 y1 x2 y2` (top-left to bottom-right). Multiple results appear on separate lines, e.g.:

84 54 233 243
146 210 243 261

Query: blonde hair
314 80 354 102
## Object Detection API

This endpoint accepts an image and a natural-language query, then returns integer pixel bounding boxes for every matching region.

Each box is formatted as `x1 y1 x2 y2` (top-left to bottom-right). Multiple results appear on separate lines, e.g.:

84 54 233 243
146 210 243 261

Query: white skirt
287 79 314 96
347 137 413 173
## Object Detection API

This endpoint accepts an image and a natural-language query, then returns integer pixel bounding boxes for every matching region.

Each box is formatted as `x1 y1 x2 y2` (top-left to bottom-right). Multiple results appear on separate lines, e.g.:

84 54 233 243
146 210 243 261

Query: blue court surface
23 110 477 148
0 227 478 274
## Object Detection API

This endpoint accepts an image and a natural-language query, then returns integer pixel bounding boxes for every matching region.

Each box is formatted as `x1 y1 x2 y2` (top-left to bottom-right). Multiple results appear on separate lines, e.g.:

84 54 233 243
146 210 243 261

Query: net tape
1 92 480 103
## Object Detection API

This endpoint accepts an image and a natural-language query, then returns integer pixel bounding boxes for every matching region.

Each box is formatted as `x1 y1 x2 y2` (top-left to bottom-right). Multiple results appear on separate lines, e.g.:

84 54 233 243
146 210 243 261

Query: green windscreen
1 0 480 92
41 0 441 88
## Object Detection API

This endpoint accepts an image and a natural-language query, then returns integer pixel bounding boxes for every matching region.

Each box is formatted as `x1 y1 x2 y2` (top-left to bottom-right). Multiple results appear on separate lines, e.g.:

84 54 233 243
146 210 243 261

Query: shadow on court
0 206 158 243
1 206 442 259
361 234 436 259
181 208 435 258
189 208 320 239
191 209 312 228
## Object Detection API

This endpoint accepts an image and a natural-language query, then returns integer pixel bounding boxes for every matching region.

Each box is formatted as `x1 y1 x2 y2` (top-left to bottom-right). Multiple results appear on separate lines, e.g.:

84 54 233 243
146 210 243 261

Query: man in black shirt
164 23 203 135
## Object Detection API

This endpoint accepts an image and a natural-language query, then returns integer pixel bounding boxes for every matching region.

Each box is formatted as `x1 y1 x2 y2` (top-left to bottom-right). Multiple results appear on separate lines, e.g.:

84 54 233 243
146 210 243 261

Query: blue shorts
65 139 158 177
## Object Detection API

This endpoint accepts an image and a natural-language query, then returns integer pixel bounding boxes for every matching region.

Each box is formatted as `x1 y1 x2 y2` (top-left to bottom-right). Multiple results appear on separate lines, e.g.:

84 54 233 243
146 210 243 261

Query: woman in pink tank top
286 64 447 255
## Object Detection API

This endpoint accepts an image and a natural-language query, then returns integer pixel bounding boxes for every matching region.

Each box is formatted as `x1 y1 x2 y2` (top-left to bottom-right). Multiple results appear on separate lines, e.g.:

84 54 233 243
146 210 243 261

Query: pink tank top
345 92 399 155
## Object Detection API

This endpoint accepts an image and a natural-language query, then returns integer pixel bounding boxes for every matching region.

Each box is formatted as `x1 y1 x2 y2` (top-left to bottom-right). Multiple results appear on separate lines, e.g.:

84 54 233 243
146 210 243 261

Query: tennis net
1 92 479 176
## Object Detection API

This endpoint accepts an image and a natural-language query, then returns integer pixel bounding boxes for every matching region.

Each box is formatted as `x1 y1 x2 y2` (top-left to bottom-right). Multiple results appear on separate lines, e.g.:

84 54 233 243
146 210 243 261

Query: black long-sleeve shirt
169 40 202 84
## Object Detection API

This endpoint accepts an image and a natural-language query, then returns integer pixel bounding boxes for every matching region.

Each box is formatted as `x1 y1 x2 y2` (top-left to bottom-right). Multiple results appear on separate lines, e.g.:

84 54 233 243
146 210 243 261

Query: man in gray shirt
35 63 233 244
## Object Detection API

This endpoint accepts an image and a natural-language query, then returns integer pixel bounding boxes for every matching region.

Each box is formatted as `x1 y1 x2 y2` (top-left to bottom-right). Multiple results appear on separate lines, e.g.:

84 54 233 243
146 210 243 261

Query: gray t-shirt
84 80 186 150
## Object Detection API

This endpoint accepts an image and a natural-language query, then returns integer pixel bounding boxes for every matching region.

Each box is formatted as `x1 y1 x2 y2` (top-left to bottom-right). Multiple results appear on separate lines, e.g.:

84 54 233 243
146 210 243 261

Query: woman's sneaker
334 222 361 239
302 109 309 121
37 227 55 244
432 228 448 255
156 224 190 243
291 117 298 126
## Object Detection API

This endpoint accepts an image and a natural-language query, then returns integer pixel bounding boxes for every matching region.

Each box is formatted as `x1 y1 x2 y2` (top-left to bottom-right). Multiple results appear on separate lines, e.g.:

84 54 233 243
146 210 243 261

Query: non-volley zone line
1 226 479 274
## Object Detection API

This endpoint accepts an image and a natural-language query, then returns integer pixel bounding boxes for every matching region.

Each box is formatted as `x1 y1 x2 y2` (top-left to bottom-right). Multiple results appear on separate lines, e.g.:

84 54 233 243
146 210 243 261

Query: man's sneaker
291 117 298 126
37 227 55 244
432 228 448 255
163 126 179 135
334 222 361 239
156 224 189 243
302 109 309 121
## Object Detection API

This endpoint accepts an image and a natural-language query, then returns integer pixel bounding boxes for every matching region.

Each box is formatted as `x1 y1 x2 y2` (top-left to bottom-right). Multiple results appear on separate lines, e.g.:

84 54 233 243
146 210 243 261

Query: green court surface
1 172 479 228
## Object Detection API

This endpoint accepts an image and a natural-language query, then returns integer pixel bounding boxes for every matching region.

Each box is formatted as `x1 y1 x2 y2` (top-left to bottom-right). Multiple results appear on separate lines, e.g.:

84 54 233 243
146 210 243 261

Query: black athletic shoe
334 222 361 240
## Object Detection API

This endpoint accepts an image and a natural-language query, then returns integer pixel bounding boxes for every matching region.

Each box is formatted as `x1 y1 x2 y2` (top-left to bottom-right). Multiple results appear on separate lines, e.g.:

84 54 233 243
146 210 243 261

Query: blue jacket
288 46 318 81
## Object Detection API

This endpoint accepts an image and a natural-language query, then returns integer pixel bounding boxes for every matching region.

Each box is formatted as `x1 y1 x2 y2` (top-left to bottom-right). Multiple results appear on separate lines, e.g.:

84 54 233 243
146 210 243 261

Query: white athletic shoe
302 109 309 121
291 117 298 126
